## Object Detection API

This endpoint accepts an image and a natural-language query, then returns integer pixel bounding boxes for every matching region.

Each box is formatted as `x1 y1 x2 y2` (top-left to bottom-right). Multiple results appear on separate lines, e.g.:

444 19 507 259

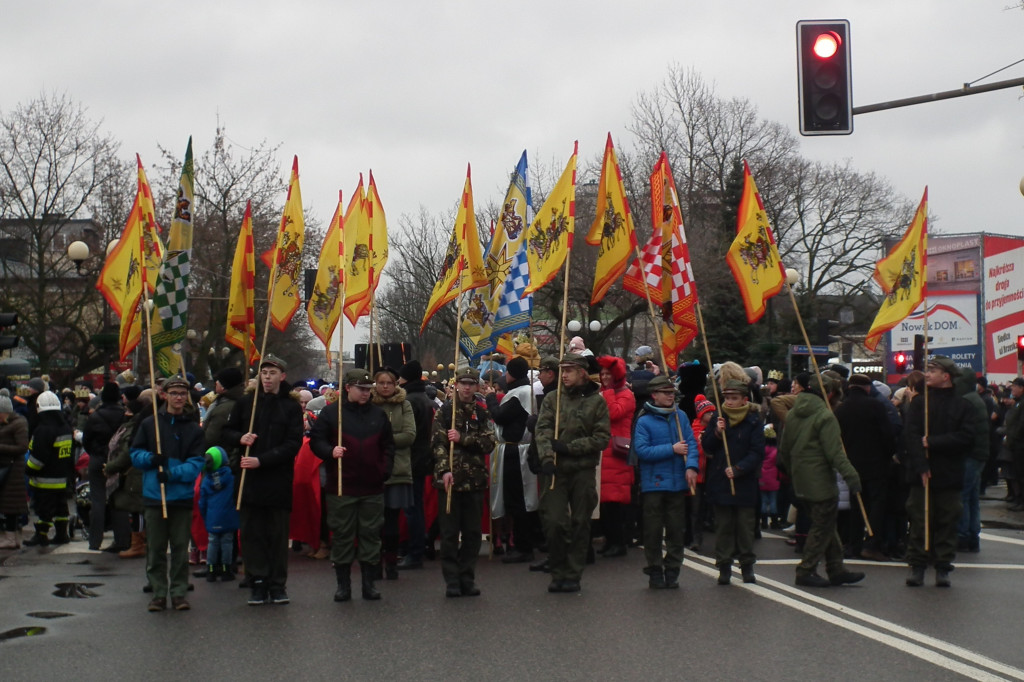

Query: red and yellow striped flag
226 202 259 366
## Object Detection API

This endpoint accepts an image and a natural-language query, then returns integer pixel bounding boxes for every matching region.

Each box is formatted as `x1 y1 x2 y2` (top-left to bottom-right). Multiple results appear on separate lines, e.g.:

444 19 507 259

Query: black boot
360 562 381 600
23 522 50 547
935 567 952 587
384 552 399 581
647 566 666 589
52 520 70 544
664 567 680 589
219 564 235 582
333 564 352 602
905 565 925 587
717 562 731 585
206 565 219 582
741 564 756 584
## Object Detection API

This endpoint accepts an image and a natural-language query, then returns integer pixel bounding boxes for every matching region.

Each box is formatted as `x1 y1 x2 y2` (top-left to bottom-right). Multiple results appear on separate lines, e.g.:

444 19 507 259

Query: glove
156 469 169 485
847 479 862 495
550 439 569 456
152 454 168 469
541 460 556 476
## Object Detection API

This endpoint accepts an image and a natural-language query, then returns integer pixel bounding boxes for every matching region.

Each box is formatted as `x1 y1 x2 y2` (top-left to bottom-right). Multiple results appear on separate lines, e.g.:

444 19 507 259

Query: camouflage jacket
432 397 495 492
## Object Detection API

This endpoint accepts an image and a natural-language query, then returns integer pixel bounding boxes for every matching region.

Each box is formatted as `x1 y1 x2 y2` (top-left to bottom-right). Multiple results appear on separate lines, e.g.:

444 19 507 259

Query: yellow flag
342 175 371 326
587 134 636 304
420 164 487 333
95 156 164 360
725 160 786 323
307 192 345 364
524 142 577 295
865 188 928 351
226 202 259 366
364 171 388 305
262 156 306 331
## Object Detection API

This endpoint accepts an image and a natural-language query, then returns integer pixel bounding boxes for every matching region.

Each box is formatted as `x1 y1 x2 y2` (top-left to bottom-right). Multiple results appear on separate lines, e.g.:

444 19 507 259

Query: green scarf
721 402 751 427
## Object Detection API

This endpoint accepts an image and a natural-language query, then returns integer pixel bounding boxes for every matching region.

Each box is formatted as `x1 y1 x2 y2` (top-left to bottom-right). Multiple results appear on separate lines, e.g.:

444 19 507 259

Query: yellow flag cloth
587 134 636 304
308 193 345 364
524 142 577 295
263 156 306 331
226 202 260 366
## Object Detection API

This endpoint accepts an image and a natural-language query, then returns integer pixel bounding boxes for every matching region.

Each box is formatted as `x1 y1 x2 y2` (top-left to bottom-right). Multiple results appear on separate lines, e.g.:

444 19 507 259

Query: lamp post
67 240 119 380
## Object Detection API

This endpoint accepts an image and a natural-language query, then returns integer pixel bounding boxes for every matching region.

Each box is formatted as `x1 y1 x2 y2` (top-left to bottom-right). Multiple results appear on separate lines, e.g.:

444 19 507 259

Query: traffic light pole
852 76 1024 115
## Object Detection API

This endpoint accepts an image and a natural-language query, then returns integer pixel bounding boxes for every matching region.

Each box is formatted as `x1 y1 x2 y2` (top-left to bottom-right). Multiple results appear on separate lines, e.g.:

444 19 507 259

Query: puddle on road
27 612 73 619
0 627 47 641
52 583 102 598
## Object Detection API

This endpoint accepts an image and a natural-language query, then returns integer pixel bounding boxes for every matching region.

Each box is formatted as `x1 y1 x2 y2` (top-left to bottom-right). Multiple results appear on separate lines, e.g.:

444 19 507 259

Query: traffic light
893 351 909 373
0 312 18 351
1017 335 1024 362
913 334 929 371
796 19 853 135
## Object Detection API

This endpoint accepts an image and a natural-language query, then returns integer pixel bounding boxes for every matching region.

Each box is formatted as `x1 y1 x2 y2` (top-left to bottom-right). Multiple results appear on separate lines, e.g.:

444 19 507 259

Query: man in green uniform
535 353 611 593
433 368 495 598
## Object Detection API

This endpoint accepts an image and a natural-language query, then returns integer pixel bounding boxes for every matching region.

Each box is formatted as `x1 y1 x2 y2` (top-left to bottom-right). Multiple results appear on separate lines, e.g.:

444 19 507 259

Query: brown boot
119 531 146 559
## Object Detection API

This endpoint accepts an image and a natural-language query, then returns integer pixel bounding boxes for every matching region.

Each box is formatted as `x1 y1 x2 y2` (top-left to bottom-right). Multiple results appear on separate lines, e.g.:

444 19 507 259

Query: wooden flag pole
694 302 735 496
236 252 282 511
140 263 168 519
922 296 931 552
446 277 466 514
550 242 575 491
338 227 347 498
628 239 695 494
785 281 873 537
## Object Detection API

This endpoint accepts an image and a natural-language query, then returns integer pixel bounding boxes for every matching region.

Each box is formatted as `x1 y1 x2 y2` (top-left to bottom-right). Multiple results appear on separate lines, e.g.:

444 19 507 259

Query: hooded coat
372 385 416 486
597 356 635 504
778 391 860 503
0 413 29 514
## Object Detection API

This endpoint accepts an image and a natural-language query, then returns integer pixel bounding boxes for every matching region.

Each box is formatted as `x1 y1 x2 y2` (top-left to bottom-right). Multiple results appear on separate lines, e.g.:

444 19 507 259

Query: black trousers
439 489 483 588
240 507 291 589
501 444 537 553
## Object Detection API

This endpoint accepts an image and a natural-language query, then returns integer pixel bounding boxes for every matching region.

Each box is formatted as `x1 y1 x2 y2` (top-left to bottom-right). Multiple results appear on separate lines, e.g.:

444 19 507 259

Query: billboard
983 235 1024 383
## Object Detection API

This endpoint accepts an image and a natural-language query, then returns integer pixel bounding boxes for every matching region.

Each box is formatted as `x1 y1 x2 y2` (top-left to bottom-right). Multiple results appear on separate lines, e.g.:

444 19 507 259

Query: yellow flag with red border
307 192 346 364
262 156 306 331
865 187 928 351
524 142 577 295
420 164 487 333
226 202 260 366
725 160 786 323
587 134 636 304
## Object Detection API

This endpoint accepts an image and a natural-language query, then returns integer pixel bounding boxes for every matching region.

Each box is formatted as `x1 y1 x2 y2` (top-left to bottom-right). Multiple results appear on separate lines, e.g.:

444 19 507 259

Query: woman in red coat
597 356 636 558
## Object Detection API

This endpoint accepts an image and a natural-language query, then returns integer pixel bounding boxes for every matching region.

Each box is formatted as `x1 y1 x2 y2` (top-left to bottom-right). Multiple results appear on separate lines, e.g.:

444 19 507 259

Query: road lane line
684 557 1024 681
979 533 1024 547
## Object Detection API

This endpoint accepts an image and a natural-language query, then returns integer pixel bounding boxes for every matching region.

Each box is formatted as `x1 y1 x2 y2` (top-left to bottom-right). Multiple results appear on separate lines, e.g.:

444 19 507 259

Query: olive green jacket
778 391 859 503
535 380 611 474
373 387 417 486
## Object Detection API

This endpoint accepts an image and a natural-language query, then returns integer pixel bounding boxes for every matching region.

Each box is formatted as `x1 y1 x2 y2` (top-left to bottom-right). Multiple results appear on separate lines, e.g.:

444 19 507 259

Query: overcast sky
4 1 1023 351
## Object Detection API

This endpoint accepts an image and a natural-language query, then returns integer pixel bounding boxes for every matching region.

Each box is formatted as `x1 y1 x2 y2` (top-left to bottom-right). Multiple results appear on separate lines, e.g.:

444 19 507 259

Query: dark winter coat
701 404 763 507
834 388 896 482
634 403 699 493
83 402 125 463
310 396 395 497
904 386 975 491
199 466 240 533
130 407 206 508
432 397 495 492
223 383 304 510
26 411 74 490
105 410 147 514
0 414 29 514
203 383 244 465
403 379 437 477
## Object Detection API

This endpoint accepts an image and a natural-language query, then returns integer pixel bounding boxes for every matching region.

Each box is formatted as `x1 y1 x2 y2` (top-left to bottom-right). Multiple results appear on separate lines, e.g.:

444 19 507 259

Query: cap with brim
722 379 749 394
927 355 960 377
539 356 560 372
1011 378 1024 388
344 369 374 387
648 376 675 392
455 367 480 383
260 354 288 372
163 377 190 392
559 353 589 369
848 373 872 387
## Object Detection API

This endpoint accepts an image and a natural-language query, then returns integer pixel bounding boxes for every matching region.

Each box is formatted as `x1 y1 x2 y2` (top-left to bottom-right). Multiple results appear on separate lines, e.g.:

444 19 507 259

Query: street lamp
567 320 582 333
67 241 90 276
589 320 602 332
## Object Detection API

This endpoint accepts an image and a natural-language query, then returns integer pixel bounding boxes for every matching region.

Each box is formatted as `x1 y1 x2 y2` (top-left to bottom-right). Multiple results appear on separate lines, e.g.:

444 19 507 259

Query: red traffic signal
893 351 909 373
796 20 853 136
1017 335 1024 362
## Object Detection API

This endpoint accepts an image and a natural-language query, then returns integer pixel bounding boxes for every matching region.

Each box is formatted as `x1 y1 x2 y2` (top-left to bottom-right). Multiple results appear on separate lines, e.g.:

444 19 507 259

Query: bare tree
0 93 126 381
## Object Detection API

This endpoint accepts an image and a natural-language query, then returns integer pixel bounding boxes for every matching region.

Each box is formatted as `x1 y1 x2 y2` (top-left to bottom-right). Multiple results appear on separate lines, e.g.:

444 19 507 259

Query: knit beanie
122 385 142 402
694 394 715 421
506 356 529 381
101 382 121 404
216 367 244 391
0 396 12 414
205 446 227 472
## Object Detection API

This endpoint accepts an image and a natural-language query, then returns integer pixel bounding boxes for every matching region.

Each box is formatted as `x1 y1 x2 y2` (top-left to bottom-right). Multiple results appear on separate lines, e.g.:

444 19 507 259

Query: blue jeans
958 458 984 548
760 490 778 516
207 531 234 565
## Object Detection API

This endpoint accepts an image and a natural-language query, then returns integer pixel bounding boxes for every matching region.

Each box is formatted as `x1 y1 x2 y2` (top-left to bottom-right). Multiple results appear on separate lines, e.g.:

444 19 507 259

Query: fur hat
399 360 422 383
596 355 627 384
101 382 121 404
216 367 244 391
122 385 142 402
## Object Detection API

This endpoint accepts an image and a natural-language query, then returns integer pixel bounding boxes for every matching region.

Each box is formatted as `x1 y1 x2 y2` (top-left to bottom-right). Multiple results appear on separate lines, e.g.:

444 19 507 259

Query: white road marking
684 555 1024 681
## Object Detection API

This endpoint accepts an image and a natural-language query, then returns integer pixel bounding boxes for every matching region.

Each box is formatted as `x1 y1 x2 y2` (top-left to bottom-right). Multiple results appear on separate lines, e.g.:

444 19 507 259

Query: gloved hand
550 439 569 456
156 469 169 485
541 460 556 476
152 454 168 469
847 479 862 495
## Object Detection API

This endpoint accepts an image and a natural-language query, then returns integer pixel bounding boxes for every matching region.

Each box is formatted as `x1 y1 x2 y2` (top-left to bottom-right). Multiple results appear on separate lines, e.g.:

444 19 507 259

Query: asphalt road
3 512 1024 681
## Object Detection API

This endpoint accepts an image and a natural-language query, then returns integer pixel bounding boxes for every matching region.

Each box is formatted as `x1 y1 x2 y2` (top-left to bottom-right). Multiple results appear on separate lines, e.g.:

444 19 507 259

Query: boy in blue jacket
130 377 205 612
199 446 240 582
634 375 699 589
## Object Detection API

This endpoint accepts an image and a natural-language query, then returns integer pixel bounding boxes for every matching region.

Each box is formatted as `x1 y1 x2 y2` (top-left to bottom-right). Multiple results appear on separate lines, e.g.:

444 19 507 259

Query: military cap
721 378 749 394
455 367 480 383
344 369 374 387
559 353 589 369
538 356 560 372
927 355 960 377
260 354 288 372
163 376 190 392
647 375 675 392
